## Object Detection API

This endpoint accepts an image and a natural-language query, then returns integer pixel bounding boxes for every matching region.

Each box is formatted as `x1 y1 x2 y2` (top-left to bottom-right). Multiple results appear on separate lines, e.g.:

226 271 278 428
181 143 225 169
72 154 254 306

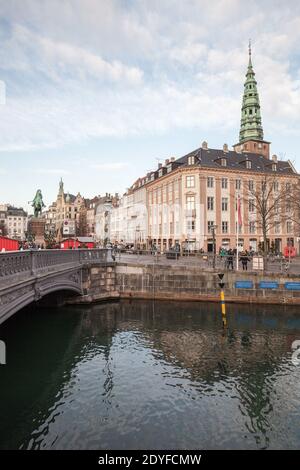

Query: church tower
233 42 270 158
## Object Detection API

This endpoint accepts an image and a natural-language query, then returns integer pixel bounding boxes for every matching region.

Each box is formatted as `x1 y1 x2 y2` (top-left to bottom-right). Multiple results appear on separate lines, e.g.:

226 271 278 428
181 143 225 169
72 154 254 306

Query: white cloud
0 0 300 153
90 163 128 171
35 168 71 175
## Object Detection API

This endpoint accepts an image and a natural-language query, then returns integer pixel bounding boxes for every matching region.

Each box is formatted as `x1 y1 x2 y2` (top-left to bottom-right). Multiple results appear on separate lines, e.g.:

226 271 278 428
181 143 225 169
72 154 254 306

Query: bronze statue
29 189 45 218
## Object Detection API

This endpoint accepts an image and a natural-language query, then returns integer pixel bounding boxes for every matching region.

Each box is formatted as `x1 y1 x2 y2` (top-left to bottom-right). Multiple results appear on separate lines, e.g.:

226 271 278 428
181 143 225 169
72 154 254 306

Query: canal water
0 300 300 450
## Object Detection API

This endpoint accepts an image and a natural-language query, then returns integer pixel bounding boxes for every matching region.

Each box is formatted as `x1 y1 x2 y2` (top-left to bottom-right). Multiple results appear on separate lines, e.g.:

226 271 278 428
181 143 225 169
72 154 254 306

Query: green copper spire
239 41 264 143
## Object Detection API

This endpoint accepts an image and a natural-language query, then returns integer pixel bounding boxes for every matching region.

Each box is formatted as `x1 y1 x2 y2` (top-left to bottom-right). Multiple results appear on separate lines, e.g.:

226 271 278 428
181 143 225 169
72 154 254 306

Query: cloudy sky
1 0 300 212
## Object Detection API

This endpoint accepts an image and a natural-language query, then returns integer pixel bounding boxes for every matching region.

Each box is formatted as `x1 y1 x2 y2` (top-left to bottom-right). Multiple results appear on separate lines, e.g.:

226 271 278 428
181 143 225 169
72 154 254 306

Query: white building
0 204 28 240
110 179 148 248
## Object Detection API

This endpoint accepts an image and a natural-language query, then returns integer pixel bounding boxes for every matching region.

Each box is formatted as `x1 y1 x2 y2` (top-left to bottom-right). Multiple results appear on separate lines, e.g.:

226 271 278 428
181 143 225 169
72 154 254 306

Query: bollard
218 273 227 328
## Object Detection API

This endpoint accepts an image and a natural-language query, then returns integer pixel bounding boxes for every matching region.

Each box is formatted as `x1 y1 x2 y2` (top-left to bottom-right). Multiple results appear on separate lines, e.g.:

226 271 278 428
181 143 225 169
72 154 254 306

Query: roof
77 237 94 243
128 145 297 194
175 147 296 175
64 193 76 203
62 237 95 243
7 206 28 217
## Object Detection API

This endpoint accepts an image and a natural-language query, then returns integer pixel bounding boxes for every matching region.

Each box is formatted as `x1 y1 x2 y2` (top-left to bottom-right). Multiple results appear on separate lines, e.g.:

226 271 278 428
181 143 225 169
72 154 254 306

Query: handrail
0 248 113 279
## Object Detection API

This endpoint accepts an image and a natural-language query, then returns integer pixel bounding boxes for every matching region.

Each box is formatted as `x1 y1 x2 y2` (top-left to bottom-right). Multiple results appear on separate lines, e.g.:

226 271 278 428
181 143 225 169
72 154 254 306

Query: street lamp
212 224 218 269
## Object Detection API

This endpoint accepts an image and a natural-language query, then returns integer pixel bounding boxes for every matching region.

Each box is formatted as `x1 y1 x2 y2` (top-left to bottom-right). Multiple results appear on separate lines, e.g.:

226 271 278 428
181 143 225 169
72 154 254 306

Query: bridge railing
0 248 113 281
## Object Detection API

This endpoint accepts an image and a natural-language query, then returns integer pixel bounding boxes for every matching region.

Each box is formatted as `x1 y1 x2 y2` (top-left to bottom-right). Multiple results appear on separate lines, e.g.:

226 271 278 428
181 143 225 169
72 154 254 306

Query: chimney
272 154 278 163
158 163 162 169
170 157 175 162
223 143 229 153
201 141 208 150
165 159 170 165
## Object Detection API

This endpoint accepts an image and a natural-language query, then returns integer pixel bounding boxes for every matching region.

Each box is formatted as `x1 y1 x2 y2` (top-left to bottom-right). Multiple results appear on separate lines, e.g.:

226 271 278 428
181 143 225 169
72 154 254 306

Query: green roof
239 43 264 143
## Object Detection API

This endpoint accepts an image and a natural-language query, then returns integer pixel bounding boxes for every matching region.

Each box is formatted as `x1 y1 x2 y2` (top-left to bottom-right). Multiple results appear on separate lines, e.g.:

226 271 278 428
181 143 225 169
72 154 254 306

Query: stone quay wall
70 262 300 305
115 263 300 305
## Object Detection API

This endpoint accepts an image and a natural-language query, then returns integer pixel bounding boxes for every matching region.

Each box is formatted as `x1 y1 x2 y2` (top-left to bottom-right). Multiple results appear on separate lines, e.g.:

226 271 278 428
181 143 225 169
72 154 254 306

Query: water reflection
0 301 300 449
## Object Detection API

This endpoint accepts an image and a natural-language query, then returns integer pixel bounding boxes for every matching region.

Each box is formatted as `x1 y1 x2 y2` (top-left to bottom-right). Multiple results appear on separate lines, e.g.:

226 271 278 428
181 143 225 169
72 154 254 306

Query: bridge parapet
0 248 113 282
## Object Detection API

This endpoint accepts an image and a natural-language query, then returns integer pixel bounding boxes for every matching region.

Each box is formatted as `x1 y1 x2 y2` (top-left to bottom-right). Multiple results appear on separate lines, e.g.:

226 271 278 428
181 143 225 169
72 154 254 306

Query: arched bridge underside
0 249 113 324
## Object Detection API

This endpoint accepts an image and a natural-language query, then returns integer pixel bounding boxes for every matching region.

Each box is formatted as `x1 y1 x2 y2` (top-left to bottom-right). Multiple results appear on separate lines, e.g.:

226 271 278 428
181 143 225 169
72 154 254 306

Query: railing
0 249 113 280
114 249 300 274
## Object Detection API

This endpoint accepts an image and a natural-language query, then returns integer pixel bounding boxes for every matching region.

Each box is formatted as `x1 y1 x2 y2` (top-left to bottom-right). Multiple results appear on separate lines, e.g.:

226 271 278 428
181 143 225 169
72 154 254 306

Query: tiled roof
176 147 296 175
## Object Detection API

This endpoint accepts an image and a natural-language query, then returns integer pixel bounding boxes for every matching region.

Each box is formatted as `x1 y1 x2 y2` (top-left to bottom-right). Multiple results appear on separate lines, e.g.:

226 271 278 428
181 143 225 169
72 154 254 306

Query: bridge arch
0 282 82 323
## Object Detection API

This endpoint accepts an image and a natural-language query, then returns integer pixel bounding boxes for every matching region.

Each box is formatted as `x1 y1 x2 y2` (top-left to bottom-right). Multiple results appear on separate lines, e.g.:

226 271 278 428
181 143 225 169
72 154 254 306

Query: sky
0 0 300 214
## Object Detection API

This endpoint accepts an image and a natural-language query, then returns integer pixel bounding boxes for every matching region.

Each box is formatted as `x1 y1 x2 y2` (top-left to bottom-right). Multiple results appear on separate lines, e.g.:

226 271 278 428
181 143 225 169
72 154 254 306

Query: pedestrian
227 249 234 270
240 252 250 271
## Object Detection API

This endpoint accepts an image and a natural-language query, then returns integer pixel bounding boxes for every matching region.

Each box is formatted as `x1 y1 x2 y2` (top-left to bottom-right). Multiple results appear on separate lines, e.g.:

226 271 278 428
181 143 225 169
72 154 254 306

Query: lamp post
212 224 218 269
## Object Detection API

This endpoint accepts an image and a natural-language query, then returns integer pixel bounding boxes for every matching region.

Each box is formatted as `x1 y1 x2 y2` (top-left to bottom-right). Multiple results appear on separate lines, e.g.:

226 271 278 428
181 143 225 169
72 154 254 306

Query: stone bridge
0 249 114 324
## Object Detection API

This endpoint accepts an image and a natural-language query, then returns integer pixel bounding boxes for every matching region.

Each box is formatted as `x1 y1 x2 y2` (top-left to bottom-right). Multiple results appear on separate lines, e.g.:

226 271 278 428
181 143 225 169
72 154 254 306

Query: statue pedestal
28 218 46 247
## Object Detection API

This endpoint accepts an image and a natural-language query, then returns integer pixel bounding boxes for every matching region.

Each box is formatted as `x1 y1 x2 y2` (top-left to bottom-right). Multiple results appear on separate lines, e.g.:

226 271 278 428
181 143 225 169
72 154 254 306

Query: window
188 156 195 165
274 201 279 214
207 177 214 188
258 143 262 149
167 164 172 173
186 195 195 210
236 179 241 190
272 163 277 171
221 178 228 189
248 180 254 191
286 182 291 191
221 197 228 211
287 221 293 233
275 221 281 234
187 220 195 231
222 221 228 234
249 221 256 234
158 169 163 177
207 197 214 211
208 221 214 233
246 160 252 169
186 176 195 188
221 158 227 167
249 199 255 212
273 181 279 192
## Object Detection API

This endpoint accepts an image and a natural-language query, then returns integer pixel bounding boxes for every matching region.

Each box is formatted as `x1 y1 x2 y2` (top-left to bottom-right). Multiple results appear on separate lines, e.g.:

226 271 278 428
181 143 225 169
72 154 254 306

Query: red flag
237 195 242 227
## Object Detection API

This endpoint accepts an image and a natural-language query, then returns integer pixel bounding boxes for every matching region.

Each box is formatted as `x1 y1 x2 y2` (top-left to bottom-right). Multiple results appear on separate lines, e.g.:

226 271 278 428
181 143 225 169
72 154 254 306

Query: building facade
110 46 299 254
110 182 147 248
145 46 299 253
0 204 28 240
47 179 88 241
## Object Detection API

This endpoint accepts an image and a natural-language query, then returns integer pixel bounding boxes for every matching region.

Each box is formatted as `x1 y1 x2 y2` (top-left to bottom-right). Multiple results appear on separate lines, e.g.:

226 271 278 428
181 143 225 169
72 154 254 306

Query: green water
0 300 300 450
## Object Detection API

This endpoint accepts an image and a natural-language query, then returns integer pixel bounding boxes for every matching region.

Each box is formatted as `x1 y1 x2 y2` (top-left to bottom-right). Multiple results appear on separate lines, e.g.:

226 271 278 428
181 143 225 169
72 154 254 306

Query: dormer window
246 160 252 169
158 169 163 177
220 158 227 167
272 163 277 172
188 156 195 165
167 164 172 173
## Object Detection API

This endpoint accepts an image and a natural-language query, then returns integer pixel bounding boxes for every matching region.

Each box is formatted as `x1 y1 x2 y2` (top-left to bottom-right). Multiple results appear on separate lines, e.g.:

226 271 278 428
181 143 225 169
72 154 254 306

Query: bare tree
286 179 300 236
244 175 287 255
